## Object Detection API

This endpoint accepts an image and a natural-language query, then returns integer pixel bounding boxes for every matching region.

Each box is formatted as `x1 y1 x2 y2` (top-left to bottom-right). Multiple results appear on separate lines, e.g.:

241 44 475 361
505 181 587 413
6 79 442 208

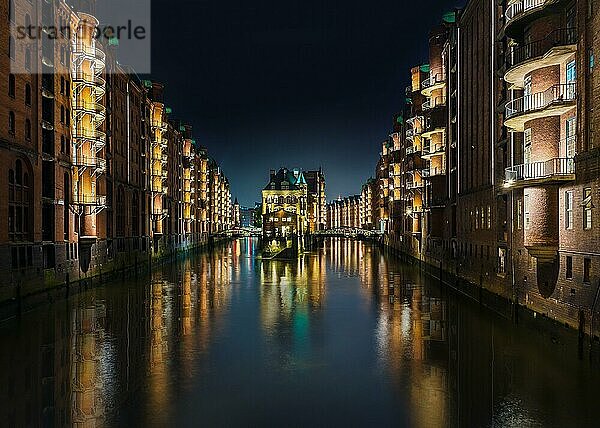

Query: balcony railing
423 96 447 110
505 157 574 183
505 83 576 119
72 194 106 206
72 155 106 171
506 28 577 69
421 70 446 91
505 0 546 24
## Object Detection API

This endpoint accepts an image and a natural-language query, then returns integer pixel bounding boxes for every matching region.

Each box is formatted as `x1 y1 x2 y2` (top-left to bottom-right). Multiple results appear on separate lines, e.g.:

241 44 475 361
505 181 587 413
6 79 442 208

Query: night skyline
150 0 460 206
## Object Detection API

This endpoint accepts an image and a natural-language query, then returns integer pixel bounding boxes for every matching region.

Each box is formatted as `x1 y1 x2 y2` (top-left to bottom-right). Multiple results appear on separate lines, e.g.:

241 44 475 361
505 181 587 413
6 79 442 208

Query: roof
264 168 307 191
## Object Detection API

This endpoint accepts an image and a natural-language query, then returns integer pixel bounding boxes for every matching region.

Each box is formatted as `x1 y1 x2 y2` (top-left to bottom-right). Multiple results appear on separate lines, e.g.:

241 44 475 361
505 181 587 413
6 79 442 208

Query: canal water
1 238 599 427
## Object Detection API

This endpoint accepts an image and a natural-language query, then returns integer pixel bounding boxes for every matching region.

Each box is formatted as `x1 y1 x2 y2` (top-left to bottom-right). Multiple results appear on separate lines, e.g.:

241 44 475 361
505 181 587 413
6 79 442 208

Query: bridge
313 228 383 239
214 227 262 238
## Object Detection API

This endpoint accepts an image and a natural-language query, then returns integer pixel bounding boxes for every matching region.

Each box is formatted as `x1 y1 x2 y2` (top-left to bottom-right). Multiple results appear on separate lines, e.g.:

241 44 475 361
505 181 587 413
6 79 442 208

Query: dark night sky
150 0 461 207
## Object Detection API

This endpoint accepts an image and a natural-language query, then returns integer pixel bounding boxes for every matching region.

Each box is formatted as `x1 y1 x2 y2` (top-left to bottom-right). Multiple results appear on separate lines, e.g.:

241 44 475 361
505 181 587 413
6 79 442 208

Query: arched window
8 159 31 242
25 83 31 105
24 48 31 70
61 135 65 153
8 36 14 60
8 73 14 97
25 14 30 31
279 196 284 205
8 111 15 134
24 119 31 140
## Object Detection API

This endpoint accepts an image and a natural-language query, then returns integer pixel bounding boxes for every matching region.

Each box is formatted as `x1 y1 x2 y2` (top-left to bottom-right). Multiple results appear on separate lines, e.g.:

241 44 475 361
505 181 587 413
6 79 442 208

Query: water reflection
0 238 598 427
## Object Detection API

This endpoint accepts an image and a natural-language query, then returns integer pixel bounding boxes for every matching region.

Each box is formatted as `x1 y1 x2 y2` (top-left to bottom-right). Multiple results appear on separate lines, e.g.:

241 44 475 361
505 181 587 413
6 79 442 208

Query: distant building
261 168 308 239
239 205 254 228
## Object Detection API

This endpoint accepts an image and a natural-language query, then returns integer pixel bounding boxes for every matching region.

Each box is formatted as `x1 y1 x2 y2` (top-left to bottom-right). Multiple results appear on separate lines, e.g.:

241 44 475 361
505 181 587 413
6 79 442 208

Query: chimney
270 169 275 179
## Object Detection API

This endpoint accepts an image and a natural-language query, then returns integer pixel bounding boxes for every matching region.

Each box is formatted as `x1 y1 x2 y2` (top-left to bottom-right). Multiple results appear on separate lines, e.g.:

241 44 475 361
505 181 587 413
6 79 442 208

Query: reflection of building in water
259 254 327 333
363 241 448 428
328 238 362 277
72 301 106 427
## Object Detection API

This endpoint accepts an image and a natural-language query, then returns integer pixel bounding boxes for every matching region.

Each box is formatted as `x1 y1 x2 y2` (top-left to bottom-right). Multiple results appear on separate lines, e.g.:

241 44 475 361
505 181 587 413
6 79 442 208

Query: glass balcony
505 28 577 87
504 157 575 188
504 83 576 131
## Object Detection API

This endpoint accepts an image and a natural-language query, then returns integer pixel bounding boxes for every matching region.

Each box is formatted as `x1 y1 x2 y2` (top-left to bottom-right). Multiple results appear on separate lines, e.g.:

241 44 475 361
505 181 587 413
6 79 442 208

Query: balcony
504 83 576 131
422 96 447 111
72 128 107 148
421 143 445 160
505 28 577 87
504 0 563 39
72 194 107 207
421 70 446 97
504 157 575 188
72 43 106 69
73 100 106 123
72 155 106 173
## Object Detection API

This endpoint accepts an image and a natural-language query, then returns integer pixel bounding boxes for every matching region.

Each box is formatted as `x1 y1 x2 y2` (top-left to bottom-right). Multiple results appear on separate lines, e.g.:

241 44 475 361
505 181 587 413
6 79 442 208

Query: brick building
336 0 600 335
0 0 234 303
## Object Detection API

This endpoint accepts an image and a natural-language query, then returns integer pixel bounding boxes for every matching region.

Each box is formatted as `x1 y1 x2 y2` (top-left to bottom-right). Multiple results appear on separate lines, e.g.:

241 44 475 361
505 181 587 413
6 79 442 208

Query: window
24 119 31 140
8 160 31 242
8 73 15 97
475 208 479 229
584 258 591 284
60 105 64 123
498 247 506 275
8 111 15 135
524 128 532 164
517 198 523 230
583 187 593 230
565 191 574 229
566 256 573 279
8 0 14 22
566 60 576 83
524 194 530 230
8 36 15 60
565 118 576 158
487 206 491 229
590 49 595 74
25 83 31 106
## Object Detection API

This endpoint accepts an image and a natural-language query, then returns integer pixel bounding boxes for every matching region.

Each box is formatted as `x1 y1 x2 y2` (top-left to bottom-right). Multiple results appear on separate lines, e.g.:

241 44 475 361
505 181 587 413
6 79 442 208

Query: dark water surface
1 238 598 427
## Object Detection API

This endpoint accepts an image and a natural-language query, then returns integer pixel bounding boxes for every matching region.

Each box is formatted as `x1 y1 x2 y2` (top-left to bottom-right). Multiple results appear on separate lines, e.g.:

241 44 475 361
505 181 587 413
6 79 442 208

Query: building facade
333 1 600 336
0 0 234 303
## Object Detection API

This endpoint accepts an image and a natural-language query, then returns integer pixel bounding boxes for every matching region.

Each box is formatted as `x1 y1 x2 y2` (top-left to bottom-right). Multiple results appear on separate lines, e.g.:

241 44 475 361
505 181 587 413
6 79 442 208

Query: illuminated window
565 191 574 229
498 247 506 274
583 187 592 230
524 194 530 230
487 206 491 229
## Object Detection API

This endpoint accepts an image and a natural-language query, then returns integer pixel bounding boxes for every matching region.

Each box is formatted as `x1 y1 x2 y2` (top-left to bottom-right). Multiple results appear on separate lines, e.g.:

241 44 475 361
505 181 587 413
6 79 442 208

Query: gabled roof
264 168 307 191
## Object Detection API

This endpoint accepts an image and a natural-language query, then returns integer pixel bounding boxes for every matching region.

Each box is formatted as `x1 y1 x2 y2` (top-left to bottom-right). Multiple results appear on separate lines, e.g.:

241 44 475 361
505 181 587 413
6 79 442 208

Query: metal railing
72 193 107 206
421 68 446 90
72 155 106 171
506 28 577 69
72 127 107 145
505 0 546 24
505 157 575 182
505 83 576 119
423 96 447 110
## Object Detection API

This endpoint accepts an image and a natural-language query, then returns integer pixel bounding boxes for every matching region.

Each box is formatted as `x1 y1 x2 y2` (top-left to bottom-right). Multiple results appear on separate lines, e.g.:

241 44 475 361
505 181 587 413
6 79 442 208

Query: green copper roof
142 80 152 88
420 64 430 73
108 37 119 46
165 107 172 114
442 11 456 23
396 115 403 124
